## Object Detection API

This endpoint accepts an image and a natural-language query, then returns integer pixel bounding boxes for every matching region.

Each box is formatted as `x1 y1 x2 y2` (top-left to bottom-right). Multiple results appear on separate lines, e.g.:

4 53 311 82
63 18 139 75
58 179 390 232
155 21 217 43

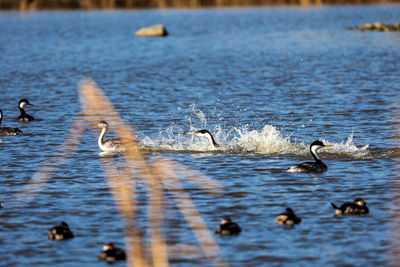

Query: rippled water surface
1 5 400 266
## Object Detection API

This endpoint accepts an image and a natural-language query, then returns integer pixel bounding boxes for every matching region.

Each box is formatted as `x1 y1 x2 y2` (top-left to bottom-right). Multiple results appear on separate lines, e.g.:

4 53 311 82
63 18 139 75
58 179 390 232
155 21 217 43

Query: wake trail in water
136 104 400 159
140 122 373 159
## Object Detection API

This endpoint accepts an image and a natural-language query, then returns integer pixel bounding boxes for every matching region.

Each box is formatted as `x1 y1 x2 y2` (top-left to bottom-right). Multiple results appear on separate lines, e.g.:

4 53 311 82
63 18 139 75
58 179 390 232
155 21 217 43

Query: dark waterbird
16 99 34 122
98 242 126 263
215 216 241 235
0 109 22 136
48 221 74 240
275 208 302 225
331 198 369 215
287 140 332 173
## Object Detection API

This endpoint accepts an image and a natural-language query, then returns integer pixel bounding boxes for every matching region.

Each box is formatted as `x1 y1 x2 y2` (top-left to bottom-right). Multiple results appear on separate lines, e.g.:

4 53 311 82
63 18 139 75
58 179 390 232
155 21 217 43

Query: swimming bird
215 216 241 235
16 99 34 122
48 221 74 240
331 198 369 215
185 129 220 148
275 208 302 225
0 109 22 136
287 140 332 173
90 121 127 153
98 242 126 263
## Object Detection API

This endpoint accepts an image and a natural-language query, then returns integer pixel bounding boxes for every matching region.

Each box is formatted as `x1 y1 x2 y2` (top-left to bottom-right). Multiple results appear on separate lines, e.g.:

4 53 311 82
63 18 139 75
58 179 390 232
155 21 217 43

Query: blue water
0 5 400 266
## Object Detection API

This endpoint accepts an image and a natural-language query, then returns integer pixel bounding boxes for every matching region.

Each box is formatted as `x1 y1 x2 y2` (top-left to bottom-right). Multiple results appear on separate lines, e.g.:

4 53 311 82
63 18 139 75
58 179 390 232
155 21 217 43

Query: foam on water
139 105 371 157
232 124 297 154
140 122 370 158
321 133 370 158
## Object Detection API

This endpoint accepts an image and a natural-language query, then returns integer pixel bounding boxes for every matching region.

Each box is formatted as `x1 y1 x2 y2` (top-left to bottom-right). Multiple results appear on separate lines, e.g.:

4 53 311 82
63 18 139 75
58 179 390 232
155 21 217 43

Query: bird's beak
324 145 334 148
89 123 100 127
185 132 196 135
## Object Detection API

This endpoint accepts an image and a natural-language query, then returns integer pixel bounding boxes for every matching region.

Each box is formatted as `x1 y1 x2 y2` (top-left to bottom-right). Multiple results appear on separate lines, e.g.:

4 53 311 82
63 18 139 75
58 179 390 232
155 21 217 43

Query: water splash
140 106 371 158
140 122 372 159
232 124 297 154
321 133 370 158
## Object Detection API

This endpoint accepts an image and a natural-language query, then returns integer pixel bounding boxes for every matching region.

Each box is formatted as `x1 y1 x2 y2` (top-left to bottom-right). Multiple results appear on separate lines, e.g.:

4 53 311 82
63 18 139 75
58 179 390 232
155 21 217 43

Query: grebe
98 242 126 263
90 121 127 153
287 140 332 173
0 110 22 136
331 198 369 215
48 221 74 240
275 208 302 225
16 99 34 122
185 129 220 148
215 216 241 235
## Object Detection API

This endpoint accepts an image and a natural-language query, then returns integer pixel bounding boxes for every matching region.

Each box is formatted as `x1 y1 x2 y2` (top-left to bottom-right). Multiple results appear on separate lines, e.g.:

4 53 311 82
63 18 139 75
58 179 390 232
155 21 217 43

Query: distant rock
135 24 168 37
347 22 400 32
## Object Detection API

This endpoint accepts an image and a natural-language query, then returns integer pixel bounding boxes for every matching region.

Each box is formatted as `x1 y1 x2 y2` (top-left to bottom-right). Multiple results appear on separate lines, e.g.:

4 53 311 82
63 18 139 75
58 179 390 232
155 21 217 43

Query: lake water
1 5 400 266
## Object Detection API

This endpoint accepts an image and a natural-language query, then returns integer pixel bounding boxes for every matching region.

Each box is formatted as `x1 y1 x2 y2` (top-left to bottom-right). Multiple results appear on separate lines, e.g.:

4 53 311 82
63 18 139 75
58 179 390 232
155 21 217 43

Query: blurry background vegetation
1 0 399 10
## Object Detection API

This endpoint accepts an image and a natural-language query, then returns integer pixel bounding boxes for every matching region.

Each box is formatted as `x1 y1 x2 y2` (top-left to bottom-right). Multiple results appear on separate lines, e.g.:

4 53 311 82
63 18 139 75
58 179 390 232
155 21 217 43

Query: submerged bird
98 242 126 263
48 221 74 240
215 216 241 235
275 208 302 225
287 140 332 173
90 121 127 153
16 99 34 122
185 129 220 148
331 198 369 215
0 109 22 136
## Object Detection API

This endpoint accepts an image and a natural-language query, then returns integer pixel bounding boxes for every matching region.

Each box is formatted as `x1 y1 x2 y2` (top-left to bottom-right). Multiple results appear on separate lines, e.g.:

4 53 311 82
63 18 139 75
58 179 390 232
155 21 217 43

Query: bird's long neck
19 107 26 117
98 127 108 148
207 133 219 148
0 115 2 127
310 146 321 162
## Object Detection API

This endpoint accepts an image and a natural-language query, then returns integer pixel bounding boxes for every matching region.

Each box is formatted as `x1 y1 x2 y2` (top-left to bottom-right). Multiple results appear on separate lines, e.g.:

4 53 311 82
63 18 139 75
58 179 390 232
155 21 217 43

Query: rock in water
347 22 400 32
135 24 168 37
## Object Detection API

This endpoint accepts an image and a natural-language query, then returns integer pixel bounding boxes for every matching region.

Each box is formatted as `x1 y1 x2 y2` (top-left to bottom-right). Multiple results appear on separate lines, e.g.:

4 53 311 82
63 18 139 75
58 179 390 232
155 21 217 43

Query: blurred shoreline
1 0 399 11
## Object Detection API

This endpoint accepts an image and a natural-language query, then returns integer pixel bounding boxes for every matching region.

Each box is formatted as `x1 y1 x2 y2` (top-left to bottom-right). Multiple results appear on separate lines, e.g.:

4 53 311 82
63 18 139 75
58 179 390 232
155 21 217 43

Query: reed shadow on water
13 78 228 267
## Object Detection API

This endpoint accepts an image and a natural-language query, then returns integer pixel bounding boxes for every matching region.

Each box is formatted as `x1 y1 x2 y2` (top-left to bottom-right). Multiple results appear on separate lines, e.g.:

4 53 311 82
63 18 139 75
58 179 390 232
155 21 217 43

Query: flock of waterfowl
1 99 369 262
47 222 125 263
89 122 369 230
216 197 369 235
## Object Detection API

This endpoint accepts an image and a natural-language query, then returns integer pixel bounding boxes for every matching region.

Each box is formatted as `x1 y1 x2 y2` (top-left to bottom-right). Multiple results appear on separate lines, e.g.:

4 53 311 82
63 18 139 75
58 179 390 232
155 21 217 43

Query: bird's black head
102 242 115 251
19 99 31 109
310 140 325 148
196 129 211 135
285 208 294 214
60 221 70 228
354 198 366 206
221 216 232 224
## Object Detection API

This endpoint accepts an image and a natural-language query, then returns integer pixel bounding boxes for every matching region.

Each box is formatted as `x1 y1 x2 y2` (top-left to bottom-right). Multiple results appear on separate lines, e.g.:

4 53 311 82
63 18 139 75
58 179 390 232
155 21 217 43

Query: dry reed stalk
155 158 228 267
80 78 228 266
146 163 169 267
13 116 86 206
13 78 228 267
79 79 148 267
